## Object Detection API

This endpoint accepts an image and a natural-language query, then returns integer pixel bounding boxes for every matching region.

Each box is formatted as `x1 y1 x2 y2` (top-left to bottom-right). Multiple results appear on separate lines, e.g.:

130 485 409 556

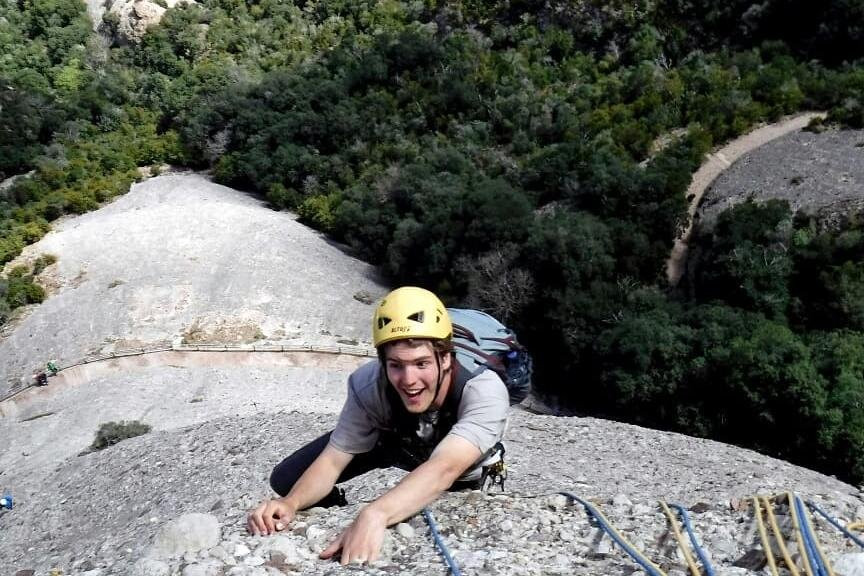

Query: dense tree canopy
2 0 864 483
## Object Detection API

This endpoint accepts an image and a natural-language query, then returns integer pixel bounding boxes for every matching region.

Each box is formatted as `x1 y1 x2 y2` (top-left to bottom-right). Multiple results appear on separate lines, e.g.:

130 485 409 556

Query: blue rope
807 499 864 549
560 492 666 576
422 507 463 576
669 503 716 576
794 495 828 576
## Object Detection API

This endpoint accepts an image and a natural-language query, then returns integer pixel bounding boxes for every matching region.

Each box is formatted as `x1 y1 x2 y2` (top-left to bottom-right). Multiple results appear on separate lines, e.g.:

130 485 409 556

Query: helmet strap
431 351 452 410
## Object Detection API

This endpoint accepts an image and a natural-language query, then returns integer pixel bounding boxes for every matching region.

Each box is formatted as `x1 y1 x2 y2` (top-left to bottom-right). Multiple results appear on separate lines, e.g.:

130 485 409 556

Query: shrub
297 193 341 232
89 420 152 451
0 296 10 326
5 278 45 308
32 253 57 274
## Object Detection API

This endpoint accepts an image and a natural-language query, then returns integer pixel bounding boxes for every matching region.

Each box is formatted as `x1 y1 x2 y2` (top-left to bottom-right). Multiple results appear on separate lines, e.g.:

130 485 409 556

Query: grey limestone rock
395 522 416 539
181 559 223 576
147 513 221 559
132 558 171 576
834 552 864 576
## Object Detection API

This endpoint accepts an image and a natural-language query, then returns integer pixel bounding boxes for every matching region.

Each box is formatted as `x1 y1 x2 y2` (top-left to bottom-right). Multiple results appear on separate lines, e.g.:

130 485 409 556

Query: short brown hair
378 338 454 359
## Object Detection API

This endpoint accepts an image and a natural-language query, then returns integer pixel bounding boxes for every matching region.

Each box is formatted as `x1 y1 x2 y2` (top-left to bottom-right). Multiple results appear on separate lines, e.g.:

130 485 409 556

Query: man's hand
319 506 388 565
247 498 296 536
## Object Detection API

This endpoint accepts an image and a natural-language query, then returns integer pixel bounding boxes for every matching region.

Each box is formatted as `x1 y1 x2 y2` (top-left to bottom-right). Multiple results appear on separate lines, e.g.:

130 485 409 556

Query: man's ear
440 351 452 372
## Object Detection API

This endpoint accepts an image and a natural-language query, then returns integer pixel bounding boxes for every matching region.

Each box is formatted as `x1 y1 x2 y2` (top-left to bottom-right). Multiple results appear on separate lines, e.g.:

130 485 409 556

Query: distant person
247 286 509 565
34 372 48 386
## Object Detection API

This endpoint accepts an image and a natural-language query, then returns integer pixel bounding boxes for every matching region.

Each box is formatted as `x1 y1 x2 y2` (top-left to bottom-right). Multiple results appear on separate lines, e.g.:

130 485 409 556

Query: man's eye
416 361 430 368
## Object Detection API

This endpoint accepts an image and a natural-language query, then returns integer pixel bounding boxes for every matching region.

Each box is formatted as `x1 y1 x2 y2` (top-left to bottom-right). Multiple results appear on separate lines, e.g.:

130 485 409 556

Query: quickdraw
481 459 507 492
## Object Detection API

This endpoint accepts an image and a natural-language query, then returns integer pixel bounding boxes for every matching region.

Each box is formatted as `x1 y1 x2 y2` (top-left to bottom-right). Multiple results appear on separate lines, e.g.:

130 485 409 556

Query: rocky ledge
2 410 864 575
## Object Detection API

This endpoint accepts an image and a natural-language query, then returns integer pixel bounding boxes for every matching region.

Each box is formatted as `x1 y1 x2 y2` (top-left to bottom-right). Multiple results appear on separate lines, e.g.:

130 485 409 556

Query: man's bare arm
320 434 481 564
281 445 354 512
368 434 481 524
248 445 354 535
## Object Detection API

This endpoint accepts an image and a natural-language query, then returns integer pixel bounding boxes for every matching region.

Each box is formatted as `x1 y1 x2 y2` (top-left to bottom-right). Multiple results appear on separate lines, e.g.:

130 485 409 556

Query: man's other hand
319 506 388 565
247 498 296 536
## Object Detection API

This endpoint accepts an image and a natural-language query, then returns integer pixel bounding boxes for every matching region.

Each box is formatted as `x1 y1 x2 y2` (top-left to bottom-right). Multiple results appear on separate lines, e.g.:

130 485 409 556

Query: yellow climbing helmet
372 286 452 347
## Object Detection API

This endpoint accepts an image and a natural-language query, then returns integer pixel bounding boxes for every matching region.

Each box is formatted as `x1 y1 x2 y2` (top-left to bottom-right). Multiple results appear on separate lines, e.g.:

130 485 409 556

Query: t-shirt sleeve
447 370 510 454
329 361 383 454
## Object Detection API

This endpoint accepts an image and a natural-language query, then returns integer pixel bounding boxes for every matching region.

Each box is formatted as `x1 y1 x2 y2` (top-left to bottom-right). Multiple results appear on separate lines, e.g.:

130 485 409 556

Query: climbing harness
806 499 864 550
667 503 716 576
560 492 667 576
422 508 462 576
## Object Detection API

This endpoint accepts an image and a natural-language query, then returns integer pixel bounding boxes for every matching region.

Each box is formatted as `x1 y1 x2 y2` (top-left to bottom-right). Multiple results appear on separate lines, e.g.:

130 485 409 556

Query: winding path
665 111 826 285
0 344 375 404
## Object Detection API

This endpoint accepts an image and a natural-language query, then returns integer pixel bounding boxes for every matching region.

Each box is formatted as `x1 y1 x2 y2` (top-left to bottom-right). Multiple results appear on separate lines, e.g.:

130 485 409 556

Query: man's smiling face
384 340 451 413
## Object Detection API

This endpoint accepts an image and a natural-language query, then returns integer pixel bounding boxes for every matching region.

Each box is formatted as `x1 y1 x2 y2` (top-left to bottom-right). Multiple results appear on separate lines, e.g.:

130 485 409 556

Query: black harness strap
382 361 471 468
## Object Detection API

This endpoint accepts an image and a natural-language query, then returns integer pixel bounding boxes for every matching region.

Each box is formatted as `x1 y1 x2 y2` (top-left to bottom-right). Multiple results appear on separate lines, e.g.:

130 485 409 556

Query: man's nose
402 364 421 384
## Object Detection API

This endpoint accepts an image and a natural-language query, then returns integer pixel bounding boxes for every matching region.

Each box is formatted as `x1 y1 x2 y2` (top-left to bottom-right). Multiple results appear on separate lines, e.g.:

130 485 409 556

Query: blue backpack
448 308 533 405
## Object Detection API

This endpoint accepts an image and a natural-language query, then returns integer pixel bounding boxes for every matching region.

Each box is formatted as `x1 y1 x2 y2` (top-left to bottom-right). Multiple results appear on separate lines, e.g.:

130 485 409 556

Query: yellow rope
660 501 701 576
847 521 864 532
761 495 800 576
589 501 668 576
753 497 780 576
787 492 816 576
798 497 837 576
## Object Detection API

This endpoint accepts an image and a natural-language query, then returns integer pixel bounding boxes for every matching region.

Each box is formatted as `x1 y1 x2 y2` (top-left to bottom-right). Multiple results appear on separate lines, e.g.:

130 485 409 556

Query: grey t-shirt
329 359 509 478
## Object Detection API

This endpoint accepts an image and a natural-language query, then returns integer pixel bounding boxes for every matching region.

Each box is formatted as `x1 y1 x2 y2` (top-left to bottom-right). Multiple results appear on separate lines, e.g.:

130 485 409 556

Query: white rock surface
834 552 864 576
0 172 385 392
147 513 221 559
106 0 196 43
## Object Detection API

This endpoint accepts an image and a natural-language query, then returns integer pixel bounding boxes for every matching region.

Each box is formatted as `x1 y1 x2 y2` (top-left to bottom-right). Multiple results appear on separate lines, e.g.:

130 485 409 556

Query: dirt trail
36 349 370 388
666 111 826 285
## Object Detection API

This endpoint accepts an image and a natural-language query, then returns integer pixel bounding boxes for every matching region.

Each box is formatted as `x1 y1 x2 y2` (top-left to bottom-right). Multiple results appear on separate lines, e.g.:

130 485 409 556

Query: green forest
2 0 864 483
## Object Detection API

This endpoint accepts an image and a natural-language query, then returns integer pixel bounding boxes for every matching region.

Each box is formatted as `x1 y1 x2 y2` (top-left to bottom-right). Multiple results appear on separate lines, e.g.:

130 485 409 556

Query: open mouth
404 389 424 398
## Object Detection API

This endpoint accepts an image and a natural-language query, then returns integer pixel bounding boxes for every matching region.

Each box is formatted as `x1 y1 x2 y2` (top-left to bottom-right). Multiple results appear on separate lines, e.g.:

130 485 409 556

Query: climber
247 286 510 565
